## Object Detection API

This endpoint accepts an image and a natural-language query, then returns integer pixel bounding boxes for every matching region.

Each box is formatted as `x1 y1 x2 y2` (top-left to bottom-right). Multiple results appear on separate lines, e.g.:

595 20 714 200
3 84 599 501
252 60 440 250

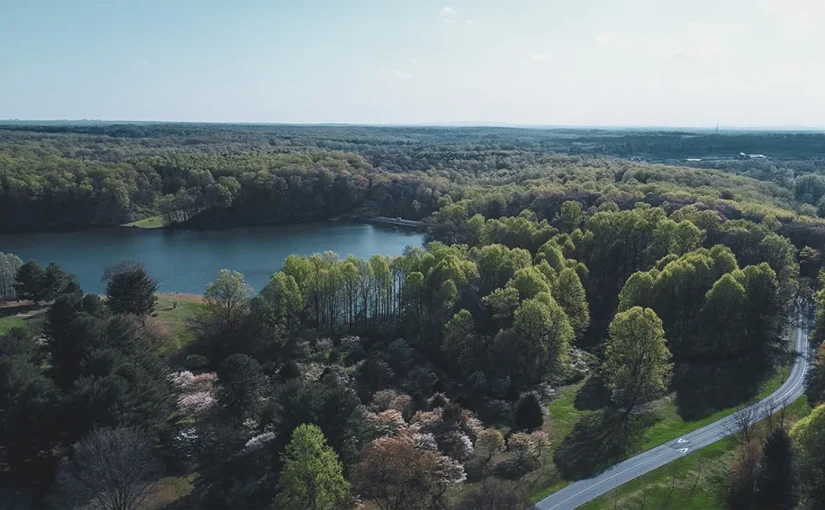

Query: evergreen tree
275 424 349 510
13 260 45 303
514 393 544 431
104 261 158 316
754 428 798 510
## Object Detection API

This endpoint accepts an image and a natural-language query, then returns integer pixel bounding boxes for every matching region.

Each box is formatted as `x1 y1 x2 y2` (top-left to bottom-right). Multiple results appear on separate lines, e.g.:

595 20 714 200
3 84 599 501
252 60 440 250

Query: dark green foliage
104 261 158 316
216 353 269 423
514 393 544 431
0 328 59 477
754 428 798 510
13 260 46 303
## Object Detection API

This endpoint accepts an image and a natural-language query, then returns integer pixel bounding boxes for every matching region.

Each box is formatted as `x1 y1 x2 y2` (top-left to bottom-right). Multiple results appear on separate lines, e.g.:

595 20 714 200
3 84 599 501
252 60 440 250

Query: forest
2 124 825 509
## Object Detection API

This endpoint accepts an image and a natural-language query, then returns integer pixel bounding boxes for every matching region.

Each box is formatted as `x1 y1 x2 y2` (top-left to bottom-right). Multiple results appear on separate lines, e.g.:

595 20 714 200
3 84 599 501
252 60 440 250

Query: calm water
0 222 424 295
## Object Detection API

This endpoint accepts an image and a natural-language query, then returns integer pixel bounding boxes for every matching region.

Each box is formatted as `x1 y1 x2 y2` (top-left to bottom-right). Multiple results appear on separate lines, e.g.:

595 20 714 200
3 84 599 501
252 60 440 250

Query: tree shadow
0 302 41 319
554 411 643 480
574 373 612 411
671 354 773 421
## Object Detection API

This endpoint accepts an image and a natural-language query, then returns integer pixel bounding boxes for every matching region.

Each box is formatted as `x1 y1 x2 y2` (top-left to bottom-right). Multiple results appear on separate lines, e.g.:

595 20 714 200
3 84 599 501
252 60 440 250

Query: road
536 320 810 510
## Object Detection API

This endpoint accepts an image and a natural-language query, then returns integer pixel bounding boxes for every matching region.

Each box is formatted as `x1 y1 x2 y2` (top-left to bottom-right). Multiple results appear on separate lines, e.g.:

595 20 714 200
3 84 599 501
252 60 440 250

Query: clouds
441 6 456 16
529 52 552 61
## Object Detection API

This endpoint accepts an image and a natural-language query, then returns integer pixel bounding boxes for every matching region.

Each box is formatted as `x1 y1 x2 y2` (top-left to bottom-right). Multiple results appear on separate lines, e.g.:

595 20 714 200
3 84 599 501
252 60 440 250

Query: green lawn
530 363 791 502
153 294 202 356
0 315 27 334
579 396 812 510
123 215 165 229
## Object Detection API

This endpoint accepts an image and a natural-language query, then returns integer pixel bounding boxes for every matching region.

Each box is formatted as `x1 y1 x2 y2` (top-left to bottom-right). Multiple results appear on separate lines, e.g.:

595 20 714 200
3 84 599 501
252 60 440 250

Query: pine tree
104 261 158 316
275 424 349 510
514 393 544 431
13 260 45 303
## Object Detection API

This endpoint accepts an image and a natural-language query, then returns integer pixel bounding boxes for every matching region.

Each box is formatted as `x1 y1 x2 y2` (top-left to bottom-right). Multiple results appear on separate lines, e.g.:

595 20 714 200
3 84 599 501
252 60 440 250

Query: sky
2 0 824 127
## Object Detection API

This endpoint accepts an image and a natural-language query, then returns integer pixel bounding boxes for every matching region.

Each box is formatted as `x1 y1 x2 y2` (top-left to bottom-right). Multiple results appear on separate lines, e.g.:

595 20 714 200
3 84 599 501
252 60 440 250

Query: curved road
537 320 811 510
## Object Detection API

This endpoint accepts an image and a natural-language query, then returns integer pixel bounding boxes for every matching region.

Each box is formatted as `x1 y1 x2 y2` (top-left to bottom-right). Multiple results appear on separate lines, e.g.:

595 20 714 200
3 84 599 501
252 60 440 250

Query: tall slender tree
275 424 350 510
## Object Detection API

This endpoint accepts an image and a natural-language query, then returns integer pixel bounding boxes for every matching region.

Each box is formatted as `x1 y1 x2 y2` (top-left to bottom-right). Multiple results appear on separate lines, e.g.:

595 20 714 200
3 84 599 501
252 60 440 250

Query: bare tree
726 405 759 445
54 427 162 510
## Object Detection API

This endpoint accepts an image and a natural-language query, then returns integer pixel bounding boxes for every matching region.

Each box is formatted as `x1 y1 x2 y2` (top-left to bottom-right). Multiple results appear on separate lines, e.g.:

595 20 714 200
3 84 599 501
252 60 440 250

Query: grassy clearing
145 474 195 509
636 366 788 453
123 215 165 229
579 396 812 510
530 362 791 502
153 294 203 356
0 315 27 334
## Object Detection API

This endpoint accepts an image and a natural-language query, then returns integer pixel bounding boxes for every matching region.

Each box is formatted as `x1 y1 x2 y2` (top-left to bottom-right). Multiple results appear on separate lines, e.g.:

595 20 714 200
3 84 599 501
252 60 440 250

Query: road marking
544 449 677 509
538 322 809 510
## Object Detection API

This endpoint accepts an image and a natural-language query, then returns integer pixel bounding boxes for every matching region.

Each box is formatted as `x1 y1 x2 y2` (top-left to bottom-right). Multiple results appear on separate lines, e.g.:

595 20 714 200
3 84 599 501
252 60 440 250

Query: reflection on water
0 222 424 295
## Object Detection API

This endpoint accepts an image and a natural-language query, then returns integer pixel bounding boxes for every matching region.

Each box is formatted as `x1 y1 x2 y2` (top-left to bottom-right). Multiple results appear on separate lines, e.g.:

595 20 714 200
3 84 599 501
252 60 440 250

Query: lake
0 222 424 295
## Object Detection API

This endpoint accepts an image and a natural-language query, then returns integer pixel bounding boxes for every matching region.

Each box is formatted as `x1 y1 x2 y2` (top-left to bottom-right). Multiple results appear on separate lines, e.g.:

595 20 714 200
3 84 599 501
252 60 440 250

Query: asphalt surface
536 321 811 510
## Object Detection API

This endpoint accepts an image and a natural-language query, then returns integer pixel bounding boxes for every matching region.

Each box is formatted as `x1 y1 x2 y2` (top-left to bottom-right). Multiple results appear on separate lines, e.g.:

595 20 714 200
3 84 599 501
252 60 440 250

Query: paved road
536 321 811 510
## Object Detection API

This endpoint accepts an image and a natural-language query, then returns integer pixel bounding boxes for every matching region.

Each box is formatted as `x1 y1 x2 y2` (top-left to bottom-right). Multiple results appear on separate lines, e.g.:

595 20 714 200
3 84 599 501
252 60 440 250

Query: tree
475 429 505 464
552 267 590 340
54 427 162 510
275 424 350 510
791 403 825 507
13 260 45 303
727 441 762 510
216 353 269 423
754 428 798 510
0 252 23 301
103 261 158 316
203 269 253 328
602 307 673 415
0 328 59 475
354 437 465 510
455 479 536 510
42 262 71 301
514 393 544 431
499 293 573 387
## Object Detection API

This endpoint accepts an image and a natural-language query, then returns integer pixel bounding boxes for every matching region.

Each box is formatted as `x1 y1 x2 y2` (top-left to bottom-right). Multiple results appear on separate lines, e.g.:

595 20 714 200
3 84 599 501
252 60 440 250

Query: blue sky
2 0 824 127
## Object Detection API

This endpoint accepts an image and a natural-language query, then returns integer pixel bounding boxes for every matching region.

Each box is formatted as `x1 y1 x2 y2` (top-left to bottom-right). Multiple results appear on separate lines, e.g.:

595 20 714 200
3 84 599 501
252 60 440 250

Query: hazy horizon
3 0 824 128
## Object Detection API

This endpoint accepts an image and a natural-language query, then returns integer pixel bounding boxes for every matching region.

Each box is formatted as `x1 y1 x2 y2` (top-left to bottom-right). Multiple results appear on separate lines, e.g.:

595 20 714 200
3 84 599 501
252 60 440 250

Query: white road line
544 449 677 509
538 319 810 510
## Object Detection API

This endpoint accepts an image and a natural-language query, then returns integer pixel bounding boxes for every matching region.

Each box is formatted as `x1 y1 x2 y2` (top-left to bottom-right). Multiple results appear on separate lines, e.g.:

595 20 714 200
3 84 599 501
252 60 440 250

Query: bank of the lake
0 221 424 295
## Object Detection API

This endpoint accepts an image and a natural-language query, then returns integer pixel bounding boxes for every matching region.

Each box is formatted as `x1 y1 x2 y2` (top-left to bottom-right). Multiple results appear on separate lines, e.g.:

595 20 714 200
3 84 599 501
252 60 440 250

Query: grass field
122 215 165 229
153 294 203 356
0 315 27 334
530 364 790 502
579 396 812 510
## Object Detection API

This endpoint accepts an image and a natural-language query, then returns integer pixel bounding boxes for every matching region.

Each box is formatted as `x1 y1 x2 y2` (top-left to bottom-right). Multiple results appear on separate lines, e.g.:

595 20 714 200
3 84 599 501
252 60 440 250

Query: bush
514 393 544 431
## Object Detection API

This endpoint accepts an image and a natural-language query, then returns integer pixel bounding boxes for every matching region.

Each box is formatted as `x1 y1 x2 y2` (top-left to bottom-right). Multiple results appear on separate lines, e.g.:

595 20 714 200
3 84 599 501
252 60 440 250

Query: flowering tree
354 437 465 510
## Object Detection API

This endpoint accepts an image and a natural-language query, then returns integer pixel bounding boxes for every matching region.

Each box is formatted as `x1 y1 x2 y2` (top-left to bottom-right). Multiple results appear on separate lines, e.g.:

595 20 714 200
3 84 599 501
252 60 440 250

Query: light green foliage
552 268 590 340
276 424 350 510
618 245 781 358
618 271 657 312
203 269 254 328
0 252 23 301
603 307 673 411
498 293 573 387
507 267 550 301
791 404 825 507
260 271 304 328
